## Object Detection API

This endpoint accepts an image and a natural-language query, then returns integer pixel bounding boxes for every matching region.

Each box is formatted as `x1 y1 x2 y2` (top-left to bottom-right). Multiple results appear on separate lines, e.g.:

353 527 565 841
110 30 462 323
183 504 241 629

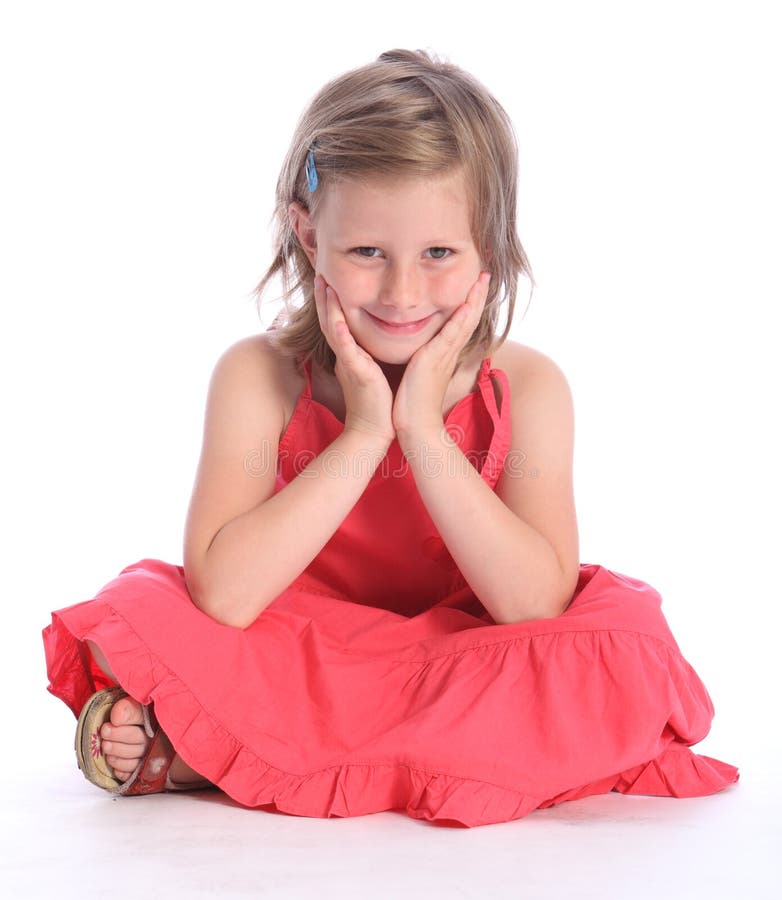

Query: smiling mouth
368 312 433 326
365 311 435 336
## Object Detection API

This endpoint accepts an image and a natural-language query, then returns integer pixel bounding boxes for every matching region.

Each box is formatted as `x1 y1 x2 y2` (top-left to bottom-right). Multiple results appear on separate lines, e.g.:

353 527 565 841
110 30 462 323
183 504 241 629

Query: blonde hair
253 48 534 375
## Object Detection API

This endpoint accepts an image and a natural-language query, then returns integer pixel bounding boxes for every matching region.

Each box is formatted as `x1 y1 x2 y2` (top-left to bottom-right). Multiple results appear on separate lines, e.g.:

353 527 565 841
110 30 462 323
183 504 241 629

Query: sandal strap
140 702 157 739
118 727 177 796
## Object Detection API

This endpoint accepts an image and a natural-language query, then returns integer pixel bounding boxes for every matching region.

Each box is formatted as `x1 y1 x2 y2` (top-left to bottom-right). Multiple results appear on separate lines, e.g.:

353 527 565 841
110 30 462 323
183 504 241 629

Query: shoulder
491 338 568 379
203 333 301 442
490 339 574 414
213 331 287 375
492 338 575 460
211 333 303 422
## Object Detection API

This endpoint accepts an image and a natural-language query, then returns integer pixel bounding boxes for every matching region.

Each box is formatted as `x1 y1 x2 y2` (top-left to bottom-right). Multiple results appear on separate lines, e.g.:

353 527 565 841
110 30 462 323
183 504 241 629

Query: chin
361 343 417 367
349 334 408 364
373 354 415 371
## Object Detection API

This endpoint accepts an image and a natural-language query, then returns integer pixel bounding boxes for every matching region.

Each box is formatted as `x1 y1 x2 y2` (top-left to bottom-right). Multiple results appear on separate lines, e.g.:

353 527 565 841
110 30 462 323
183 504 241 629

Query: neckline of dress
300 356 494 428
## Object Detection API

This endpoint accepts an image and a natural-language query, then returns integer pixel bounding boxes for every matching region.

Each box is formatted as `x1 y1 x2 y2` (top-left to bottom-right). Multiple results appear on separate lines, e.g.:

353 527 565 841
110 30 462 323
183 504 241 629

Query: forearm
400 425 568 624
196 429 392 628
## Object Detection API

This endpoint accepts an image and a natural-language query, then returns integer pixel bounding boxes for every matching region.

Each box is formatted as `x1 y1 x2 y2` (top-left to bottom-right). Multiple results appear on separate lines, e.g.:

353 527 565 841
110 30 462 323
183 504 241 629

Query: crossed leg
85 640 208 785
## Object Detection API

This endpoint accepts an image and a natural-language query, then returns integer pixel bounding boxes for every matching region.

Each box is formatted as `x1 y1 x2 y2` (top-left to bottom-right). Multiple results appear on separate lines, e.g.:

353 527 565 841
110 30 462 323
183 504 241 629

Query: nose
379 262 420 313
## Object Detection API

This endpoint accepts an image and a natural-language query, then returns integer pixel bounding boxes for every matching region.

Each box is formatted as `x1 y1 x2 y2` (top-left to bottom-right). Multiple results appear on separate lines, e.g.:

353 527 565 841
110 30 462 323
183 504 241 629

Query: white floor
3 720 778 899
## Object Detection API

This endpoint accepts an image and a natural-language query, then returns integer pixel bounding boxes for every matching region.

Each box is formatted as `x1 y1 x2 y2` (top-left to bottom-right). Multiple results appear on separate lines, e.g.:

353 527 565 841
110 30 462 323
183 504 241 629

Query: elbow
185 567 265 630
493 551 577 625
190 587 262 630
207 606 258 631
526 585 575 622
207 606 260 631
493 608 560 626
521 558 578 622
490 583 575 626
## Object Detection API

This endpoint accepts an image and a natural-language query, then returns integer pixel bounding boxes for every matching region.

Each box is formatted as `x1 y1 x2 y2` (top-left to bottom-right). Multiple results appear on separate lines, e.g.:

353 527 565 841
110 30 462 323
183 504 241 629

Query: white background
1 0 779 783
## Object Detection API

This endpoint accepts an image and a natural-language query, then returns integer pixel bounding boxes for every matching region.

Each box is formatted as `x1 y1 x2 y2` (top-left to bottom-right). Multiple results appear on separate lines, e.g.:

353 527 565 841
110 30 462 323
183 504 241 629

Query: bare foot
99 695 207 786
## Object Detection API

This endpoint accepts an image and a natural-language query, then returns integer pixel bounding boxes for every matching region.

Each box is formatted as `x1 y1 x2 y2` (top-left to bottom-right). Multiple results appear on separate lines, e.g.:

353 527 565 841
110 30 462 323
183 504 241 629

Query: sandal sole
75 686 128 790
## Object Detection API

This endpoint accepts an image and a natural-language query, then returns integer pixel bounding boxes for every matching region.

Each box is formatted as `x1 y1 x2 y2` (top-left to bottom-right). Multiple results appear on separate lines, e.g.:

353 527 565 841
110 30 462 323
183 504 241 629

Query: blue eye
354 247 381 258
427 248 452 260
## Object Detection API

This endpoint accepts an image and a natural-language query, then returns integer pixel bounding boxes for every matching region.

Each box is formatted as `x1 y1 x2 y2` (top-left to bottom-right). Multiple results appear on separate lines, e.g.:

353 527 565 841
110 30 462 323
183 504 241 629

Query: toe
110 696 145 727
107 757 135 780
103 739 146 760
103 724 149 747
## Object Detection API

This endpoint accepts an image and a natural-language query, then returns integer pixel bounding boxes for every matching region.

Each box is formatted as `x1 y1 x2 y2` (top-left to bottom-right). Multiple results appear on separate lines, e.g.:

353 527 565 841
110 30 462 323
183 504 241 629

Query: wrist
396 420 453 453
339 425 395 451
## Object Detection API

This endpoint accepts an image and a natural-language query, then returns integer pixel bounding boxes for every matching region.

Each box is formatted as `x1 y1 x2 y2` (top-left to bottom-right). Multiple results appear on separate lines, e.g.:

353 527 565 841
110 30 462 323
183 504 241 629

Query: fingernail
102 725 112 737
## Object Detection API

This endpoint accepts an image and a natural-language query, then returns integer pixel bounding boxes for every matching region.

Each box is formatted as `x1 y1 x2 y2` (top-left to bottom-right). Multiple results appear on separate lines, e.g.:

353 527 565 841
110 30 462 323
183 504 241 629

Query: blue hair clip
305 145 318 192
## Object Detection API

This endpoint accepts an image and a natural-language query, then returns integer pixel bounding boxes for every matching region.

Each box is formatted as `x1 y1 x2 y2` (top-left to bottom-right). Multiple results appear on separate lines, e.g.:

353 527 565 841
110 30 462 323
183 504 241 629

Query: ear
288 201 318 268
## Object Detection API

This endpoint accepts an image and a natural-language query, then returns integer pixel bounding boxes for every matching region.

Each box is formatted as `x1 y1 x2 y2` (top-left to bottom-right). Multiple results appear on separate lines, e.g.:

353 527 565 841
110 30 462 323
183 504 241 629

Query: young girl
43 49 738 827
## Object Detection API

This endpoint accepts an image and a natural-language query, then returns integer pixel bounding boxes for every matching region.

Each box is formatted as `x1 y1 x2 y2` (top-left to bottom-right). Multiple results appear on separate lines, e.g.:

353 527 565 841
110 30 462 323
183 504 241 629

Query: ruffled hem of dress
611 741 739 798
42 603 739 828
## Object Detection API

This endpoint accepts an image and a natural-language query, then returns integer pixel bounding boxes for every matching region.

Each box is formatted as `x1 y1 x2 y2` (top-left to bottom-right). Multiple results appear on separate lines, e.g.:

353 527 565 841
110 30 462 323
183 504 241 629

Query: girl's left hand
393 271 492 441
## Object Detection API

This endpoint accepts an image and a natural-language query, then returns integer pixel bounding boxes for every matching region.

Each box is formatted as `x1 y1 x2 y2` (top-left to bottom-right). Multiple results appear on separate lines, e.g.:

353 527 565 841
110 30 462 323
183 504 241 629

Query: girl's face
291 169 484 366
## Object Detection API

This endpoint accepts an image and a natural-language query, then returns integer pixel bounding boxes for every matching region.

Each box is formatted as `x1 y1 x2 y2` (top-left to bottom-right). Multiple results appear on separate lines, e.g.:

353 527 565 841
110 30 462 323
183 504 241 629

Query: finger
424 275 489 358
447 272 491 330
463 271 492 315
313 274 328 324
326 286 352 342
314 276 342 348
320 281 377 369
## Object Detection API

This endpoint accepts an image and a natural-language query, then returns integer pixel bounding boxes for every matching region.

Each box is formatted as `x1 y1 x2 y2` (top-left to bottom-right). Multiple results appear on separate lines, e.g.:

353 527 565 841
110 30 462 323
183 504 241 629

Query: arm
399 429 565 623
397 349 580 625
183 335 391 630
196 427 391 628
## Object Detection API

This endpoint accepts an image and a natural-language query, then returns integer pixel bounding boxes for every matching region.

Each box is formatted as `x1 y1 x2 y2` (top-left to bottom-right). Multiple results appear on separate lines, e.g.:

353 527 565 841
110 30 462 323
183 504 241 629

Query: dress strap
475 356 512 490
477 357 508 430
300 355 314 400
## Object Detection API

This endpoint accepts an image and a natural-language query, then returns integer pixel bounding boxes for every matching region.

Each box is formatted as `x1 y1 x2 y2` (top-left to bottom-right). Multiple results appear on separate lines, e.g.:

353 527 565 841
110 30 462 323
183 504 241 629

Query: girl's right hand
313 274 395 443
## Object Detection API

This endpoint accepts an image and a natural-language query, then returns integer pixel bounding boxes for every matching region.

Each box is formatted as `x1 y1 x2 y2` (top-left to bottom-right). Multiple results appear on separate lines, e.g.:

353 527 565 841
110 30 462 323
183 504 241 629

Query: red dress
42 354 739 827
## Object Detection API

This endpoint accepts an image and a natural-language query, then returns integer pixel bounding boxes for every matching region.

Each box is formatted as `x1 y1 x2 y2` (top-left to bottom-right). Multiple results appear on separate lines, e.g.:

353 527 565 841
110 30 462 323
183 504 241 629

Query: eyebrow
333 235 473 245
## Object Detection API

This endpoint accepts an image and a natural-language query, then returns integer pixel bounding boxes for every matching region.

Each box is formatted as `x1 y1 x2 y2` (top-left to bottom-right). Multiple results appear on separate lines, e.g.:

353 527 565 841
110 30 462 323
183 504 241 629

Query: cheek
321 267 378 316
317 255 367 301
432 268 478 309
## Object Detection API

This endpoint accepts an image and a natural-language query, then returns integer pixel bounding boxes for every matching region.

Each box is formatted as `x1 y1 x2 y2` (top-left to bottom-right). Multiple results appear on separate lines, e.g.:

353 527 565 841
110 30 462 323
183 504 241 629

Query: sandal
75 686 211 795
